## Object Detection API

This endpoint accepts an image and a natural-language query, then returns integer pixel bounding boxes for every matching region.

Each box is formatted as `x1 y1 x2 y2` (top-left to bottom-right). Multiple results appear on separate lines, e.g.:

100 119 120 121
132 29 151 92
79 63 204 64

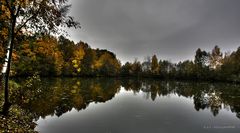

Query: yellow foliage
73 64 78 68
73 47 85 61
72 60 77 64
94 52 121 73
71 46 85 73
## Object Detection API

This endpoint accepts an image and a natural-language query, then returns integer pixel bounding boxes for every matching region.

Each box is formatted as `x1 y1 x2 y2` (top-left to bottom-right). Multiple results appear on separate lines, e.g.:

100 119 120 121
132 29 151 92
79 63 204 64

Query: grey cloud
66 0 240 63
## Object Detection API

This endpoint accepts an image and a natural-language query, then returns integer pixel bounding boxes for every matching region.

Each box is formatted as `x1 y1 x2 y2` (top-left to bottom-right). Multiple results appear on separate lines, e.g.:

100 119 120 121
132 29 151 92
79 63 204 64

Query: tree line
121 45 240 82
1 35 121 77
1 33 240 82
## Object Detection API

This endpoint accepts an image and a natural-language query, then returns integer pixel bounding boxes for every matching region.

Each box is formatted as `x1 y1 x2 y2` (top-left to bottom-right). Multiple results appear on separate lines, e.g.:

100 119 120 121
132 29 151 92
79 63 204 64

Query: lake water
18 78 240 133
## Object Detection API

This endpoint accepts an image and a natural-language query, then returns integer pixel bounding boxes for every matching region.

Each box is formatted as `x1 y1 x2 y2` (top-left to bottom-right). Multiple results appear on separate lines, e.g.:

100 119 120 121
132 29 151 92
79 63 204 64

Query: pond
15 78 240 133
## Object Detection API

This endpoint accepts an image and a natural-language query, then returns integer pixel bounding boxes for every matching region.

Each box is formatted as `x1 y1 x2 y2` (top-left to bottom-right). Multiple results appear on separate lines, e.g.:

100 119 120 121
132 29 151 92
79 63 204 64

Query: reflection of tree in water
14 78 240 120
121 79 142 94
16 78 121 119
121 79 240 119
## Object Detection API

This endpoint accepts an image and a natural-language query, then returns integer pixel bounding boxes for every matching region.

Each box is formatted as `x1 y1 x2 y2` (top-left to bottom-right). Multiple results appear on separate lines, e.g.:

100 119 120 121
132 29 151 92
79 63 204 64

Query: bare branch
15 6 42 34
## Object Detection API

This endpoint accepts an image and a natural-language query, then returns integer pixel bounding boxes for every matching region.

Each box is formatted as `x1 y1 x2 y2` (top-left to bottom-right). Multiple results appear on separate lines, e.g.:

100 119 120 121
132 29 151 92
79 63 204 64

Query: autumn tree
94 51 121 76
12 37 36 75
151 55 159 75
36 36 64 76
1 0 79 104
71 45 85 74
14 35 64 76
209 45 223 69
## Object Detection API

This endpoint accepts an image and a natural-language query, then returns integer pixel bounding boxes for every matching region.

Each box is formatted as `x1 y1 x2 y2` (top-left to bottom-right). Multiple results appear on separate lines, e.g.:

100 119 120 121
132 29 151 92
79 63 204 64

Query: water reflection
12 78 240 133
15 78 240 121
16 78 120 118
122 79 240 119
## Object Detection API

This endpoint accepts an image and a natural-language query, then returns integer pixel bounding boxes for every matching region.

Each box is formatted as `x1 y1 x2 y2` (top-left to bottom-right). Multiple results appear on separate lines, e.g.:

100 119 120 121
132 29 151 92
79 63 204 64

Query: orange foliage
35 36 64 75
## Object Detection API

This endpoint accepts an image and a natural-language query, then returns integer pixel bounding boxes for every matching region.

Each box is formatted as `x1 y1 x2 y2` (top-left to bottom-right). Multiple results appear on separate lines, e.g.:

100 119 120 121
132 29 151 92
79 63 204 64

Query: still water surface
18 78 240 133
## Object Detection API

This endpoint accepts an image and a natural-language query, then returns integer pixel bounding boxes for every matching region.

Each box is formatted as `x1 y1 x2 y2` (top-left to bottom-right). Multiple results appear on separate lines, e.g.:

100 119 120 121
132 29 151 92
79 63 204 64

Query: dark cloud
66 0 240 63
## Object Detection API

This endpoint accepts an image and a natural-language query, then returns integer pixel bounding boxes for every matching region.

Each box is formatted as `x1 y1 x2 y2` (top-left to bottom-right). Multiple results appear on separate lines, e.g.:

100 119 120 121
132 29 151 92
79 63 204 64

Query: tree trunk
1 15 16 104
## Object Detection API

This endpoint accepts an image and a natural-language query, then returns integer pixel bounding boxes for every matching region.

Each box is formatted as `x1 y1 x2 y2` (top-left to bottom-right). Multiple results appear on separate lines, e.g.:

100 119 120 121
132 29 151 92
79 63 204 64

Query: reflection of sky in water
36 87 240 133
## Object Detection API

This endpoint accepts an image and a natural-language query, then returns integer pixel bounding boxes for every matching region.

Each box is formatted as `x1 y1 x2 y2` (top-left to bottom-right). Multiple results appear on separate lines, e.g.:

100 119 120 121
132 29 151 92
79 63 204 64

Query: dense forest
1 33 240 82
1 0 240 82
0 35 121 77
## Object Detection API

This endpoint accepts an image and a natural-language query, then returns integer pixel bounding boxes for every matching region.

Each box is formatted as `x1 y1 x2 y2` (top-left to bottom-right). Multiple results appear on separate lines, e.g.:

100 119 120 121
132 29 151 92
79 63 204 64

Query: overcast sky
65 0 240 63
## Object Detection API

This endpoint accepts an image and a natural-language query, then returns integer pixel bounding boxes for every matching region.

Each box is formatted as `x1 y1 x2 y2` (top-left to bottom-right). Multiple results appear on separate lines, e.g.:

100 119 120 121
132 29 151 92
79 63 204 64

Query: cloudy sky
65 0 240 63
